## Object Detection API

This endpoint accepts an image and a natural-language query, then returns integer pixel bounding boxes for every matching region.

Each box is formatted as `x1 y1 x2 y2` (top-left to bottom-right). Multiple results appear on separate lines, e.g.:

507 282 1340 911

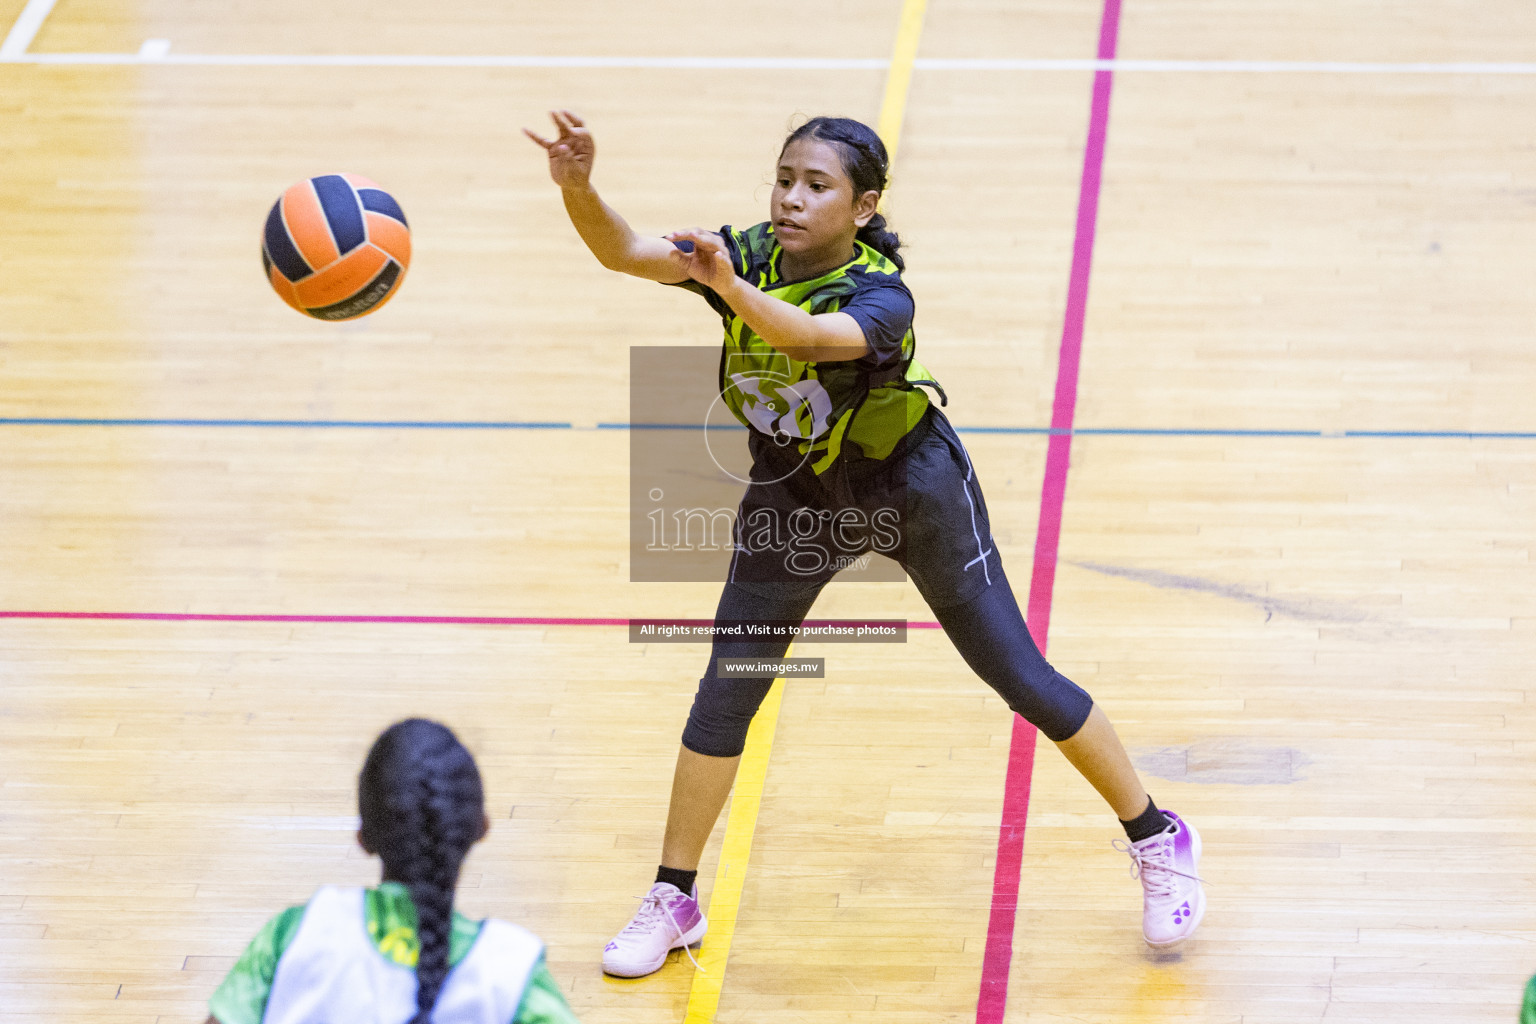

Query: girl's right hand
666 229 737 294
523 109 595 189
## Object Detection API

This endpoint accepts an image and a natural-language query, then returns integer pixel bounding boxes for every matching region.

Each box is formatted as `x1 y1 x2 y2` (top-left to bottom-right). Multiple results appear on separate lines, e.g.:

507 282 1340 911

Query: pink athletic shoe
602 882 708 977
1116 809 1206 949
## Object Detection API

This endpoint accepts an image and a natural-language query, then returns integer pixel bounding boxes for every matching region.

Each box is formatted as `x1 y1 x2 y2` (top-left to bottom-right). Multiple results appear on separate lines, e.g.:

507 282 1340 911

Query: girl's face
771 138 880 264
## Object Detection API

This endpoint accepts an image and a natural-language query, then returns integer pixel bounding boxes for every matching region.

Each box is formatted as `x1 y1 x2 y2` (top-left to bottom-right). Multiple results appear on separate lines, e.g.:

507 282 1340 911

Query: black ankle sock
655 865 697 894
1120 797 1172 844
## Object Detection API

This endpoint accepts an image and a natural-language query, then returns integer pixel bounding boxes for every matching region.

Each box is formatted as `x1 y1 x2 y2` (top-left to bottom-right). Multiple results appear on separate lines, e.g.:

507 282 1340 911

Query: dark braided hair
781 116 904 270
359 719 485 1024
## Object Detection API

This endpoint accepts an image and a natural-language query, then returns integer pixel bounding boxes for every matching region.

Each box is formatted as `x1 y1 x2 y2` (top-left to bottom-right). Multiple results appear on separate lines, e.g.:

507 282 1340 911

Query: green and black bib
676 221 945 476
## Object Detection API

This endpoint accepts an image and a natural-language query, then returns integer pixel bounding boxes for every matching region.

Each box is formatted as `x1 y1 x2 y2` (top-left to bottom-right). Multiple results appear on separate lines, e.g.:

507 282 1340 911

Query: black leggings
681 572 1095 757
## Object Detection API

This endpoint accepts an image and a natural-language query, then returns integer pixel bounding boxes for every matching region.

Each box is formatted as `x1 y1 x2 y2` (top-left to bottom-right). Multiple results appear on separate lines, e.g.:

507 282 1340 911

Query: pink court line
0 610 944 628
975 1 1123 1022
0 611 627 625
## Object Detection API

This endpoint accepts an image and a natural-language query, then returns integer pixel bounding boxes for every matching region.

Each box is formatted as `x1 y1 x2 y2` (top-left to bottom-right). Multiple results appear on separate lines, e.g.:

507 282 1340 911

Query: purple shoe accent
1163 809 1195 858
668 893 703 935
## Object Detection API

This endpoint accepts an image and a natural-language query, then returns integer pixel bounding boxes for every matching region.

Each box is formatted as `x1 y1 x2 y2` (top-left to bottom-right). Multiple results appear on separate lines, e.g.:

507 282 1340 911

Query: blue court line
604 423 1536 438
1334 430 1536 439
1 417 1533 439
0 417 573 428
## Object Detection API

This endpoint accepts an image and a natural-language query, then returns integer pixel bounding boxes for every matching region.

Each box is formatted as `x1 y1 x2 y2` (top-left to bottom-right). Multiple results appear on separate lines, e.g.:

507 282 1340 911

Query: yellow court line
682 670 786 1024
876 0 930 162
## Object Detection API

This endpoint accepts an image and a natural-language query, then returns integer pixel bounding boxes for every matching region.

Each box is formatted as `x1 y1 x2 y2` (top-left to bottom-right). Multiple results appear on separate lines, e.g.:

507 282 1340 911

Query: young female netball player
205 718 579 1024
526 109 1206 977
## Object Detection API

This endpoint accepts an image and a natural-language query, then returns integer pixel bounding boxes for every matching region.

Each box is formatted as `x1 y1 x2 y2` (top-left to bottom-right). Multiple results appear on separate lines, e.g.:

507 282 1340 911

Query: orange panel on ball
267 264 305 313
281 180 341 271
365 211 412 267
293 244 389 310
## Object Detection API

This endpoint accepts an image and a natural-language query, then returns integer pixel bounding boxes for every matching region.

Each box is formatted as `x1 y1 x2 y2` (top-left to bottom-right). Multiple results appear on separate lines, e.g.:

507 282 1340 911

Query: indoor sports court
3 0 1534 1021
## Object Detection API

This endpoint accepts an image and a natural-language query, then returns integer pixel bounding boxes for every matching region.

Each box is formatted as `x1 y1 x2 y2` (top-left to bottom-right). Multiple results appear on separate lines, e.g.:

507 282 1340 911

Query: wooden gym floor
1 1 1533 1021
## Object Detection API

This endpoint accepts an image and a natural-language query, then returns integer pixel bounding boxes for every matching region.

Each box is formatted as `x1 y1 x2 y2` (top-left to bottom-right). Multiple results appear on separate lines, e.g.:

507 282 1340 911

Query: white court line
2 52 886 68
0 0 58 59
924 57 1536 74
1 51 1534 74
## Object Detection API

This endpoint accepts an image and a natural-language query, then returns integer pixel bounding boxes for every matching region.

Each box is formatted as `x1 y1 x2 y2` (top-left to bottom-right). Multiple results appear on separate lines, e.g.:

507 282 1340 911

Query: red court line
0 611 629 625
975 1 1122 1021
0 610 945 628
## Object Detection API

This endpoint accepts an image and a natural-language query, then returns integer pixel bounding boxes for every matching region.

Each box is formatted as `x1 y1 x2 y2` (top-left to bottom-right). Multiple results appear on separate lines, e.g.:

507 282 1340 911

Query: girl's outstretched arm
525 110 689 284
666 230 871 363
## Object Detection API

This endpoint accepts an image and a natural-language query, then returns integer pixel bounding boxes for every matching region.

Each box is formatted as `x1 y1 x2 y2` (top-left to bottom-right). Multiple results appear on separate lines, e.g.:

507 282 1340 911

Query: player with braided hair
205 719 579 1024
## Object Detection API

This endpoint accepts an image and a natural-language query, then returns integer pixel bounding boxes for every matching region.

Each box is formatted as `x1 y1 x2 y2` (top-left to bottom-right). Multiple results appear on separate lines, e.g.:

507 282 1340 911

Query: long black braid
359 719 485 1024
781 116 904 270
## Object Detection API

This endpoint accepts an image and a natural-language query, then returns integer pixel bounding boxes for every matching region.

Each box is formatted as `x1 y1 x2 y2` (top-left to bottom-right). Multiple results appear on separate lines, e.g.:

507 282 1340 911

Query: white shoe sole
602 914 709 978
1144 821 1205 950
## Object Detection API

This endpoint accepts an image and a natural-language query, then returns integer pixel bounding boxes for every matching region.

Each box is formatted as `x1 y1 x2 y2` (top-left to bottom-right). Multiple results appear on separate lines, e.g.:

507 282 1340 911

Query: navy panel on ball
311 174 367 254
263 201 313 282
358 188 408 227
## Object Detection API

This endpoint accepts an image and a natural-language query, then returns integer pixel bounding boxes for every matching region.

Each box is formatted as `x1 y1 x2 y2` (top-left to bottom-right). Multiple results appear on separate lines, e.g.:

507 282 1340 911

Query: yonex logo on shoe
1172 901 1191 923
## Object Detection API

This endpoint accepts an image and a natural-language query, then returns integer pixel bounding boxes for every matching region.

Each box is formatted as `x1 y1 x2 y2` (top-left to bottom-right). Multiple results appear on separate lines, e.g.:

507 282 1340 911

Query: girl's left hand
666 230 736 293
